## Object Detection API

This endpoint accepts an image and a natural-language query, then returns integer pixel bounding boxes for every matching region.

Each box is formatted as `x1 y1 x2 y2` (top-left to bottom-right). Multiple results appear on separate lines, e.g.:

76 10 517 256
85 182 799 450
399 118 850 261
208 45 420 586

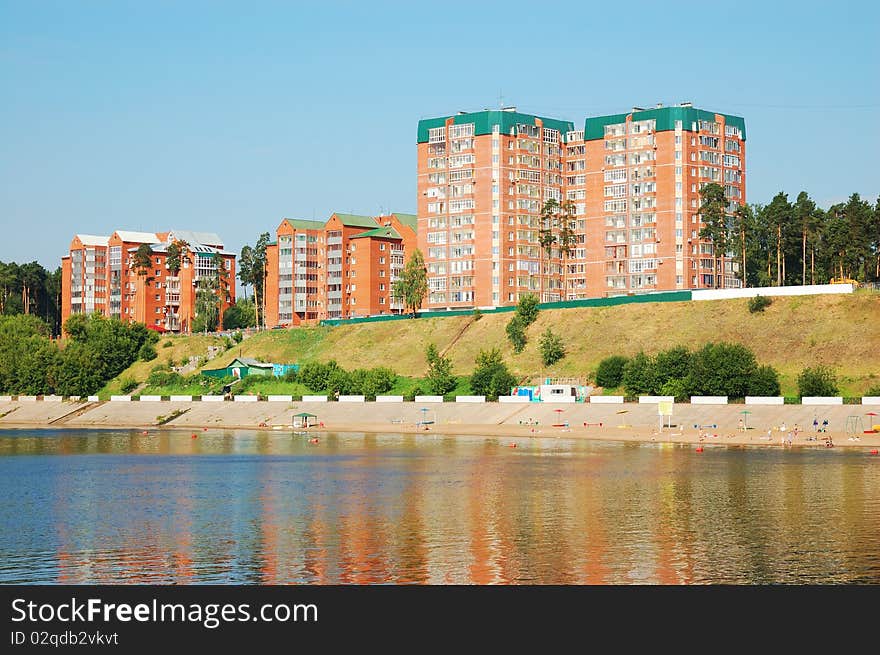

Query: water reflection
1 429 879 584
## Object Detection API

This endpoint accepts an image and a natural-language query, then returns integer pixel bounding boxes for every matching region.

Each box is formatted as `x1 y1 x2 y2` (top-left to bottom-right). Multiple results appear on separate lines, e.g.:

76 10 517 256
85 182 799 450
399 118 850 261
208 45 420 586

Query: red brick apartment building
416 103 745 310
264 212 416 326
61 229 236 333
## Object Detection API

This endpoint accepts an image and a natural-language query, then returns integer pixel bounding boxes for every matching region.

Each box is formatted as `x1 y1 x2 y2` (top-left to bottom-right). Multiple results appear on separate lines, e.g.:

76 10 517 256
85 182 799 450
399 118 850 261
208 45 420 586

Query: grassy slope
108 291 880 397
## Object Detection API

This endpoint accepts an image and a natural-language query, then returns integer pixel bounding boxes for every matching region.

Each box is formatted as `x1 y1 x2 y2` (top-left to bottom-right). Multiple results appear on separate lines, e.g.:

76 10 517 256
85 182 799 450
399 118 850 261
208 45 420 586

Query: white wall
692 283 852 301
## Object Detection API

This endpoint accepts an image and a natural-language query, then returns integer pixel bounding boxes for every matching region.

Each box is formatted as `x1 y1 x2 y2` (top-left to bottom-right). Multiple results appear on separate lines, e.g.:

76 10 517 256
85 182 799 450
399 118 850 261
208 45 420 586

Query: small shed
202 357 274 379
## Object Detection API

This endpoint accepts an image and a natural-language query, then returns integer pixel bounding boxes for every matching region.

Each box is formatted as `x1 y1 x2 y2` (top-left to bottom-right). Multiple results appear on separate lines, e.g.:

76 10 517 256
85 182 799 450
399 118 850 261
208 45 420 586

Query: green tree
797 366 839 397
686 342 758 398
793 191 821 286
595 355 628 388
749 365 781 396
538 199 560 301
165 239 190 277
698 183 730 289
192 273 220 333
761 192 793 286
238 244 254 302
505 315 527 353
515 293 540 326
133 244 153 275
653 346 692 390
391 248 428 317
425 343 456 396
539 327 565 366
223 298 256 330
469 348 517 400
622 352 656 396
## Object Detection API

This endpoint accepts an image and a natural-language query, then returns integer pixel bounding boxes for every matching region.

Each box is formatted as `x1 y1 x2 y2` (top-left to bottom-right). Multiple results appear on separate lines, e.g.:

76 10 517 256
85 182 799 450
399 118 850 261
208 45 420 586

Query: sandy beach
1 398 879 450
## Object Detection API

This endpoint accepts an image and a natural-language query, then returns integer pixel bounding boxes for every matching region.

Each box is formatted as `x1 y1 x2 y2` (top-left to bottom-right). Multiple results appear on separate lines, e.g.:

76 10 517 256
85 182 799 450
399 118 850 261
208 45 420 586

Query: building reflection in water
1 428 879 584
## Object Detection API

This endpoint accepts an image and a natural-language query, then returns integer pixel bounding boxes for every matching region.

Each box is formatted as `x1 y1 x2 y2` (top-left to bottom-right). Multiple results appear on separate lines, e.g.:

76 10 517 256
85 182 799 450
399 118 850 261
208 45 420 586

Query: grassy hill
104 291 880 397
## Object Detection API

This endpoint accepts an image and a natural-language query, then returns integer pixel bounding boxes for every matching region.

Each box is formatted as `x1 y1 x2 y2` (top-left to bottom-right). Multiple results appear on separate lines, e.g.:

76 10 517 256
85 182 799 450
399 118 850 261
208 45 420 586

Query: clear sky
1 0 877 270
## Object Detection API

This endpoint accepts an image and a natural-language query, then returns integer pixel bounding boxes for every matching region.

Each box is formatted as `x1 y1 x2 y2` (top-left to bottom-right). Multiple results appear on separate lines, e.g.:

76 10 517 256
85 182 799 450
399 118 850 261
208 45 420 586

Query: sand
1 398 879 450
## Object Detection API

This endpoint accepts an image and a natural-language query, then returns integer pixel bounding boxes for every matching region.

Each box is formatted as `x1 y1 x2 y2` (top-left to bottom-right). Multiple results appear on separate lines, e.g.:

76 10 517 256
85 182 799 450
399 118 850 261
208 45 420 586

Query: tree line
699 186 879 287
0 313 158 395
0 261 63 335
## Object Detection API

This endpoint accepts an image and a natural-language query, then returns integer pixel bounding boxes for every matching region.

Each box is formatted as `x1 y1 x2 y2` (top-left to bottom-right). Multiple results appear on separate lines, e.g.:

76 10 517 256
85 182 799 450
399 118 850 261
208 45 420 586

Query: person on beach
813 416 819 432
738 418 744 431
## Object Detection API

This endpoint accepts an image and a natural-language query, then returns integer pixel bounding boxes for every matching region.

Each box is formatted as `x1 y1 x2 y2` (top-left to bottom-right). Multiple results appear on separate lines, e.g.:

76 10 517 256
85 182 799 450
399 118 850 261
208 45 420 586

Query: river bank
1 399 878 450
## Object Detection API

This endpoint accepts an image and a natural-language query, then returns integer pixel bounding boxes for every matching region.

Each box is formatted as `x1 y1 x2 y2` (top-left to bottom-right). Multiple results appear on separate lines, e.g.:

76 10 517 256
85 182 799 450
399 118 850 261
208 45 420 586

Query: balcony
328 263 342 273
327 236 343 246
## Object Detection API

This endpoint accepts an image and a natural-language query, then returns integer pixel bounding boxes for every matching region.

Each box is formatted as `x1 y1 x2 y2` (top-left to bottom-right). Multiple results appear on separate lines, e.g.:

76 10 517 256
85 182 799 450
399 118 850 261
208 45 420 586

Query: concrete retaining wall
691 396 728 404
801 397 843 405
234 395 259 402
456 396 485 403
638 396 674 404
692 283 852 301
303 395 328 402
414 396 444 403
338 395 365 402
376 395 404 402
746 396 785 405
589 396 624 404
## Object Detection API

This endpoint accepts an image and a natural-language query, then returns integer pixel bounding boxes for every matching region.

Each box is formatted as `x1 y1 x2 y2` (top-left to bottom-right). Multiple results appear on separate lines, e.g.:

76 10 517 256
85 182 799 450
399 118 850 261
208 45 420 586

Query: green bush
472 308 483 322
622 352 656 396
120 377 138 394
865 383 880 397
515 293 540 326
539 328 565 366
470 348 517 401
232 331 243 343
162 340 173 348
425 344 457 396
653 346 692 391
748 294 773 313
686 342 759 398
748 365 781 396
797 366 839 397
138 343 157 362
595 355 628 388
298 360 340 392
505 315 527 353
659 377 690 402
283 368 298 383
146 370 183 388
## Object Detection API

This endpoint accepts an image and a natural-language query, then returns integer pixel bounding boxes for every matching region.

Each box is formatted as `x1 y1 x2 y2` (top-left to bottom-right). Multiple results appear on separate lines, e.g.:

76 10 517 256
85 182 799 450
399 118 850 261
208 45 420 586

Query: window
604 169 627 182
379 257 385 264
428 126 446 143
379 243 386 251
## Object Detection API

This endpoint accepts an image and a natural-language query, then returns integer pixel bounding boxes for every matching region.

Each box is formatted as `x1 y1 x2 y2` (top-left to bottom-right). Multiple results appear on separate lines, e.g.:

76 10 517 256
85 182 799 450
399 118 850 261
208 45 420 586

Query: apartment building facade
264 212 417 326
416 104 745 310
61 229 236 333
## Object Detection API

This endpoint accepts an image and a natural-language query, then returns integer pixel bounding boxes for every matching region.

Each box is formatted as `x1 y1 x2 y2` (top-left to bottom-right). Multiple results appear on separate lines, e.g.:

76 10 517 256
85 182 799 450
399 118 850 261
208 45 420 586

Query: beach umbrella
739 409 752 430
616 409 629 428
867 411 879 432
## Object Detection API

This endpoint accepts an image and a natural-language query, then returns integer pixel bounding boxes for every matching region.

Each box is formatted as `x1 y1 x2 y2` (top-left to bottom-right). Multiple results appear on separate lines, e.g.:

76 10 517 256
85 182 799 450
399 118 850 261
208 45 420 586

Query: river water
1 428 878 584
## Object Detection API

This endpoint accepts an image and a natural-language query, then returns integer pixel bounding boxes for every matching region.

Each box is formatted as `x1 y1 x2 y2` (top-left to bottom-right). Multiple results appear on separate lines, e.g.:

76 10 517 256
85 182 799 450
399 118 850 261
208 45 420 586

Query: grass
106 291 880 397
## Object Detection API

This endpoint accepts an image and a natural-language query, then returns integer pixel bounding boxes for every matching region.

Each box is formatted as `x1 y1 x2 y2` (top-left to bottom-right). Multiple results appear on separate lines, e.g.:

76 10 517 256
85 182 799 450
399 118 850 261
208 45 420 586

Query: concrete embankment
1 399 878 449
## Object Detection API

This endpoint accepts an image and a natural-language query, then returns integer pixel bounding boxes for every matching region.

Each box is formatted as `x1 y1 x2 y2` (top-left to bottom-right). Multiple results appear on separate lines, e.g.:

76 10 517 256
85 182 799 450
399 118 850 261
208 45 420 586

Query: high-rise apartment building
416 103 745 309
61 229 235 333
264 212 417 325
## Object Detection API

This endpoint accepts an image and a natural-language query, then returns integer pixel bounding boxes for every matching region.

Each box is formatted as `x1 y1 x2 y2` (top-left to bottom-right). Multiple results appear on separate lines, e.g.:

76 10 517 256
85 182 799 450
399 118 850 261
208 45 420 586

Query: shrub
232 331 243 343
505 315 527 353
162 340 173 348
653 346 692 390
472 308 483 322
659 377 690 402
748 365 781 396
595 356 628 388
865 383 880 397
539 328 565 366
622 352 656 396
515 293 540 327
425 344 457 396
120 377 138 394
470 348 517 400
283 368 298 383
298 361 341 392
686 342 759 398
748 294 773 313
797 366 839 397
224 337 235 350
146 370 183 388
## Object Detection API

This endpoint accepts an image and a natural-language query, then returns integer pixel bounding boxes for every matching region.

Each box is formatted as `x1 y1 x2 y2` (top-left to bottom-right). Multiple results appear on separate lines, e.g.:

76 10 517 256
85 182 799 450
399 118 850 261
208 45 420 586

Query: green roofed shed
202 357 274 379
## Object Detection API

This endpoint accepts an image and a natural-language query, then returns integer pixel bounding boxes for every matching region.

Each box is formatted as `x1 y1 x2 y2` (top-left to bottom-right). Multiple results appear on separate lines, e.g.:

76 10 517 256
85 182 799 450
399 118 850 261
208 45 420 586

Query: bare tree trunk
776 226 782 286
802 229 807 286
741 228 747 288
811 247 815 285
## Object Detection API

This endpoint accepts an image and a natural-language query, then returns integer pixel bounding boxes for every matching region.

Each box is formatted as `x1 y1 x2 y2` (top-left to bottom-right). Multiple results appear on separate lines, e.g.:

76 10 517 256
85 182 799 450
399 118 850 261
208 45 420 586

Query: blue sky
1 0 878 270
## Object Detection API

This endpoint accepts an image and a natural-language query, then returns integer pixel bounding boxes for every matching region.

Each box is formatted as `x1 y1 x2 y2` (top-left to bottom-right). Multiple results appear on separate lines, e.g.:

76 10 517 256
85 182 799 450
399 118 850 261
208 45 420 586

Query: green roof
282 218 325 231
583 106 746 141
392 213 417 232
417 109 575 144
333 213 379 228
349 227 402 240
